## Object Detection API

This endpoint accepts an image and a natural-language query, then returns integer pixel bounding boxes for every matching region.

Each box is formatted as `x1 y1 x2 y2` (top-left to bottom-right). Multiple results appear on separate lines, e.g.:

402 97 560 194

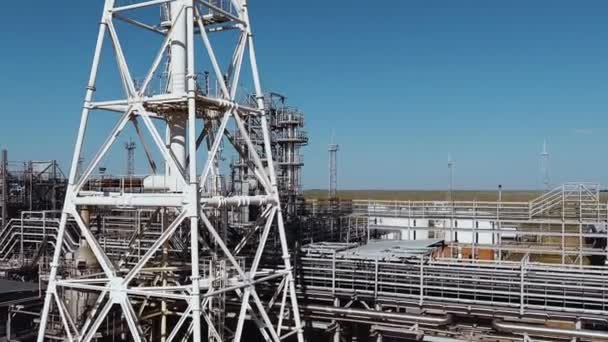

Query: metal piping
301 304 452 326
493 320 608 340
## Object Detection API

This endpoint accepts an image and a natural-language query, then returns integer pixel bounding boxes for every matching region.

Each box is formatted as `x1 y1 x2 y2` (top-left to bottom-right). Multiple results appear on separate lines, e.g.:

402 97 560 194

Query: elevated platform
299 242 608 340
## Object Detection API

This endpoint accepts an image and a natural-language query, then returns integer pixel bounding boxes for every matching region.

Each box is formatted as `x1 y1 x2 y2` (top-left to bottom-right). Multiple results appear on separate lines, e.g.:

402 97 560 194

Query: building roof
303 239 445 261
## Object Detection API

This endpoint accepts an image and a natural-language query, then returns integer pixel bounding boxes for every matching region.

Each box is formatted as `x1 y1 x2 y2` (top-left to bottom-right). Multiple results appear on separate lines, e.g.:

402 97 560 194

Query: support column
375 330 383 342
374 304 383 342
333 298 341 342
6 306 11 340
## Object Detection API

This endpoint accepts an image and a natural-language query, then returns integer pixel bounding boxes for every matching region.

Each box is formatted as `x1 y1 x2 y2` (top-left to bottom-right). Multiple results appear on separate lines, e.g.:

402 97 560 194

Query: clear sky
1 1 607 190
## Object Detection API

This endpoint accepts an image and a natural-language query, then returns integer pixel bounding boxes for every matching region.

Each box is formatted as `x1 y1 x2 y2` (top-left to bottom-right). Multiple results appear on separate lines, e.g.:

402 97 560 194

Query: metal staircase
0 209 190 269
0 211 79 267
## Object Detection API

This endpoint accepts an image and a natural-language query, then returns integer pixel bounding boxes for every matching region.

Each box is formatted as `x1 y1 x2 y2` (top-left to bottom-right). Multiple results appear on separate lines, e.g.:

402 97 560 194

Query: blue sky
1 1 608 190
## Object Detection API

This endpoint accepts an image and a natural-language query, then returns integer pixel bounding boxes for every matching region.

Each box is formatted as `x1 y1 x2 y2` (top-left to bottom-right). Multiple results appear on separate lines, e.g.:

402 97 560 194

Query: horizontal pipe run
301 304 452 326
493 320 608 340
72 193 276 208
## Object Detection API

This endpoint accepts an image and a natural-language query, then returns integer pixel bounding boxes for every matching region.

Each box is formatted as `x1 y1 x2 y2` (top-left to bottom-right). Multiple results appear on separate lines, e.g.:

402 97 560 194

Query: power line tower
328 141 339 199
540 140 550 191
37 1 303 341
125 139 136 176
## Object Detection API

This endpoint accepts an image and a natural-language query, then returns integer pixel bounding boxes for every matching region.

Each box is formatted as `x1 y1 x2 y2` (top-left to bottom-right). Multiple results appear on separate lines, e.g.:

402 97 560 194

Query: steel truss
37 0 303 341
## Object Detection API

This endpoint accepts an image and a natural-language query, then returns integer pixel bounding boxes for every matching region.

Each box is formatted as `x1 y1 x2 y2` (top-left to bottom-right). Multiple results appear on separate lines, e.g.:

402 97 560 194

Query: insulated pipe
301 304 452 326
493 320 608 340
73 193 276 207
168 1 187 172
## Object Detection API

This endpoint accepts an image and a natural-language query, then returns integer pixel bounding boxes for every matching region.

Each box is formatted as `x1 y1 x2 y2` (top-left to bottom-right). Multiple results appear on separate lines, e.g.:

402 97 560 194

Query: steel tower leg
37 1 113 339
244 4 304 339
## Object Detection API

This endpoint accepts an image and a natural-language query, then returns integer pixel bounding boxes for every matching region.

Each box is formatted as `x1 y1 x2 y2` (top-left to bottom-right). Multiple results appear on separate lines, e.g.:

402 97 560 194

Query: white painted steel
37 0 303 341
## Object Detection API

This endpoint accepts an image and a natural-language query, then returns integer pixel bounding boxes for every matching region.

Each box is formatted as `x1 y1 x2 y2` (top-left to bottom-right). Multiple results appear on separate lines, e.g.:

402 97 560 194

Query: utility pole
540 140 550 191
539 140 550 243
498 184 503 202
448 154 454 203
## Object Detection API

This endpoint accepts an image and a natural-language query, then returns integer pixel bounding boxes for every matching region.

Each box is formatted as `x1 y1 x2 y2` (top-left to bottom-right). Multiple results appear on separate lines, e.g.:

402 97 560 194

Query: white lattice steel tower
37 0 303 341
328 141 339 199
125 139 136 176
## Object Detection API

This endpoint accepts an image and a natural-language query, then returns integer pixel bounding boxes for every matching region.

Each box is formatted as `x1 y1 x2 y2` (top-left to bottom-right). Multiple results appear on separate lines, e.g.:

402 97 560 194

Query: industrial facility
0 1 607 342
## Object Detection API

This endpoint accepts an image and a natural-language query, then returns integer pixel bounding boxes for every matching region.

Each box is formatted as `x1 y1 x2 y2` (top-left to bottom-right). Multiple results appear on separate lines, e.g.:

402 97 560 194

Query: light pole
448 154 454 203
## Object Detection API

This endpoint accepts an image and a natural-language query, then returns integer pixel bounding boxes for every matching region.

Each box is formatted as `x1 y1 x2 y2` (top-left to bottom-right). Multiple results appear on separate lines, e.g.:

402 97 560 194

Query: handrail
352 184 608 223
0 217 79 262
300 255 608 317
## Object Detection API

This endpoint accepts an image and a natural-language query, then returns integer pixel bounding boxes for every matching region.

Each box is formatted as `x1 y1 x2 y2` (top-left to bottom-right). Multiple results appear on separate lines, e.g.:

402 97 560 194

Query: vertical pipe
52 161 57 211
520 255 526 316
374 257 379 299
562 186 566 264
6 308 11 340
472 202 477 260
20 211 24 269
419 256 424 306
579 187 583 267
185 0 202 340
161 224 168 342
331 251 336 296
333 298 341 342
168 0 188 176
1 150 7 230
42 211 46 266
28 162 32 211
